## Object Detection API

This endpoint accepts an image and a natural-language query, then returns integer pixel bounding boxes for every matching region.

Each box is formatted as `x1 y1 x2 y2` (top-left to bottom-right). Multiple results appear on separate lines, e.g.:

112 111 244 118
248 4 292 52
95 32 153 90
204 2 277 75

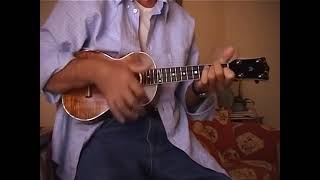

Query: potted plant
231 81 255 112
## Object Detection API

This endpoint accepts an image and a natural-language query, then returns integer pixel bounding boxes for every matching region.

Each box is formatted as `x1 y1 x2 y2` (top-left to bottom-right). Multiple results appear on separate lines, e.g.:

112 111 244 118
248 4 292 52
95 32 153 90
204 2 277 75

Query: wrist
192 81 208 99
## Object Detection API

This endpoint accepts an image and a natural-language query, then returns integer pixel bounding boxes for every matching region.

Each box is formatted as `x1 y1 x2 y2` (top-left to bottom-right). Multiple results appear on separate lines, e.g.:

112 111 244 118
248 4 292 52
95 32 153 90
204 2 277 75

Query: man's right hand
75 51 152 123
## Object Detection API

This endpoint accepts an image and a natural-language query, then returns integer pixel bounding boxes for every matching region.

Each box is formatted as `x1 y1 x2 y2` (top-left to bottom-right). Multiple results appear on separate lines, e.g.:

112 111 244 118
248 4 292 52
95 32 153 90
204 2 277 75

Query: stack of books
229 110 259 121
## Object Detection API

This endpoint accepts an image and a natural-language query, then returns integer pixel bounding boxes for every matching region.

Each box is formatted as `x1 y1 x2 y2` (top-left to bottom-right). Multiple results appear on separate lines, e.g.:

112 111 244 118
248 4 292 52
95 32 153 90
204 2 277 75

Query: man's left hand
193 46 236 95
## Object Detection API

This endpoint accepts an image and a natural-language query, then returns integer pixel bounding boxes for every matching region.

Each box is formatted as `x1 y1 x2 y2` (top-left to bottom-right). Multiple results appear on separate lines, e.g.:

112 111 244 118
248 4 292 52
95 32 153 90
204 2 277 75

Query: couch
189 110 280 180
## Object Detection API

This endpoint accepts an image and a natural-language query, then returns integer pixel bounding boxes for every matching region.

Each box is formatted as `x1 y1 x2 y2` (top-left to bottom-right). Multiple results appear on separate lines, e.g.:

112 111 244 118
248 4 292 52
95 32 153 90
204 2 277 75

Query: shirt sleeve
176 33 218 121
40 1 90 104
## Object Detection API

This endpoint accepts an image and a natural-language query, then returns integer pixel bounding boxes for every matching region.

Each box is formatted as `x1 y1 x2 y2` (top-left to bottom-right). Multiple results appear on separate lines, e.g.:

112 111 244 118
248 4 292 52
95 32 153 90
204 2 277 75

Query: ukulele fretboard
141 64 227 85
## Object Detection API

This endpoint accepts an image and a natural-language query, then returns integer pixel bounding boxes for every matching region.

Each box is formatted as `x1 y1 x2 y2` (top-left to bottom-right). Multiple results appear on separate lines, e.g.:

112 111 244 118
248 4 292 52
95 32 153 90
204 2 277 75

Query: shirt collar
114 0 168 4
153 0 169 22
114 0 169 22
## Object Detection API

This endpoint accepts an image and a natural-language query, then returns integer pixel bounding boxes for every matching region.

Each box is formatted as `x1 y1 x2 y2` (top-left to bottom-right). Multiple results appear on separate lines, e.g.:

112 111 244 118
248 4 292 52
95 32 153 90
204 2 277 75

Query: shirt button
127 5 130 9
133 8 138 14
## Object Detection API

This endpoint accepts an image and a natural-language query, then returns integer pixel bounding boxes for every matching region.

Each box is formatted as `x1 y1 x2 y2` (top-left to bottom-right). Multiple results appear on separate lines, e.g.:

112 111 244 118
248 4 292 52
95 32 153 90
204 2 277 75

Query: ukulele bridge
85 85 92 98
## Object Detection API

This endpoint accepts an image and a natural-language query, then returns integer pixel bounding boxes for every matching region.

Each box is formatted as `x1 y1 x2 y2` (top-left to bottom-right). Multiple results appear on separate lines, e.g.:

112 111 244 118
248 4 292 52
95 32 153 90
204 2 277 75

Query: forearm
44 57 102 94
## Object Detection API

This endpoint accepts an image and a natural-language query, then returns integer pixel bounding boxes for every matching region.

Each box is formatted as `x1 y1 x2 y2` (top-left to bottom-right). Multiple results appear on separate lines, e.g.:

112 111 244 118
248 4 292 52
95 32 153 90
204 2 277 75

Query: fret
187 66 193 80
169 68 172 82
153 69 157 85
197 65 201 80
181 67 187 80
176 67 181 81
190 66 194 80
157 69 163 84
165 68 168 82
145 72 148 85
186 66 189 80
192 66 200 80
155 69 158 84
142 72 146 85
146 70 150 85
180 67 183 81
149 69 153 85
149 69 152 85
191 66 195 79
161 68 166 83
171 67 176 82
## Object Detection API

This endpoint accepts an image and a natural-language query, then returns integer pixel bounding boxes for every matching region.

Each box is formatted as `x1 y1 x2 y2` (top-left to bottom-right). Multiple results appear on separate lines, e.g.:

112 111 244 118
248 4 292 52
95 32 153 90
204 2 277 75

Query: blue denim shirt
40 0 228 179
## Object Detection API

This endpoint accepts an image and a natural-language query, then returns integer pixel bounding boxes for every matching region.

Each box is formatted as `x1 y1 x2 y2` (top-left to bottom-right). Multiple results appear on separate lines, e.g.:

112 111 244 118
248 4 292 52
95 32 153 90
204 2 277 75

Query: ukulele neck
141 64 227 86
140 56 269 86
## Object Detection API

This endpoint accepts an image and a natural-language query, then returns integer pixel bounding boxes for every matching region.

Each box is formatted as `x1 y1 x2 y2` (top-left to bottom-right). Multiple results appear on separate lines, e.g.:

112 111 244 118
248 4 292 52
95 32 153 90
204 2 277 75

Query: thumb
127 53 153 73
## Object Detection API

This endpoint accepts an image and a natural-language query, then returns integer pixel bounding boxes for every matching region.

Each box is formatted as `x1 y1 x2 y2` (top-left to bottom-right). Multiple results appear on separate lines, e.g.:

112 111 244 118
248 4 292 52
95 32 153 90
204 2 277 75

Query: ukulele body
62 51 158 122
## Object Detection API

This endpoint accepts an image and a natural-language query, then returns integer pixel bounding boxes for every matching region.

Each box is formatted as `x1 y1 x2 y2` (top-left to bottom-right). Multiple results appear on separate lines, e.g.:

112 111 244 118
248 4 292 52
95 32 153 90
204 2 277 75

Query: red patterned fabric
191 110 236 150
233 123 279 162
188 110 280 180
226 160 274 180
189 119 236 152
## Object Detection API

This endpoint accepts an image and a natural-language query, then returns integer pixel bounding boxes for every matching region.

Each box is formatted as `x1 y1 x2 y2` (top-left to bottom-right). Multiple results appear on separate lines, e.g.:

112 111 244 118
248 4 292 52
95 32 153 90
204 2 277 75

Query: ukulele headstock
228 57 269 82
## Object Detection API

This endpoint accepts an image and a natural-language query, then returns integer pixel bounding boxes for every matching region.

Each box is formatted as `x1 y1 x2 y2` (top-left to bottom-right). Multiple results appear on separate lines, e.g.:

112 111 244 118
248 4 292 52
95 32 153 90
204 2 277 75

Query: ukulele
62 50 270 122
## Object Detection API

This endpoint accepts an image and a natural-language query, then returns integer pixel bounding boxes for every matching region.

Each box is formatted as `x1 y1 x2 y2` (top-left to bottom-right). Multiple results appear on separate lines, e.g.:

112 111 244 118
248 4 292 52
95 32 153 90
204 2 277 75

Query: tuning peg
238 73 244 78
258 74 264 78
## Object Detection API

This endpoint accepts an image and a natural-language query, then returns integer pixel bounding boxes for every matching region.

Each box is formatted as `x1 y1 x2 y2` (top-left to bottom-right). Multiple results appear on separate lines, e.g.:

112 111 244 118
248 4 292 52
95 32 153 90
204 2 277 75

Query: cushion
189 110 237 152
232 123 280 163
226 160 275 180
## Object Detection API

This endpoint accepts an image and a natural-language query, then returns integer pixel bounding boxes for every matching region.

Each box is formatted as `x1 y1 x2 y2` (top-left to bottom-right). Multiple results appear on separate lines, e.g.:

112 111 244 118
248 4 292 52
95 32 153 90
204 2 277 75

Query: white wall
183 1 280 128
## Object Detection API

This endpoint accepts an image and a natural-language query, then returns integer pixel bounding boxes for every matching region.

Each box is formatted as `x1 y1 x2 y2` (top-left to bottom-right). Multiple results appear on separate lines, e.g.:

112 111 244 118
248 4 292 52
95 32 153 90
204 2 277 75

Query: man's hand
193 46 236 95
75 51 152 123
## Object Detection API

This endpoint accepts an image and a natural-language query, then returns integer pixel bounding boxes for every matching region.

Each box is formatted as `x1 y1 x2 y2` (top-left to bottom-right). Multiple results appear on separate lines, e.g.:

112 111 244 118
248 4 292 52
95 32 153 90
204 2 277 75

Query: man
40 0 236 180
